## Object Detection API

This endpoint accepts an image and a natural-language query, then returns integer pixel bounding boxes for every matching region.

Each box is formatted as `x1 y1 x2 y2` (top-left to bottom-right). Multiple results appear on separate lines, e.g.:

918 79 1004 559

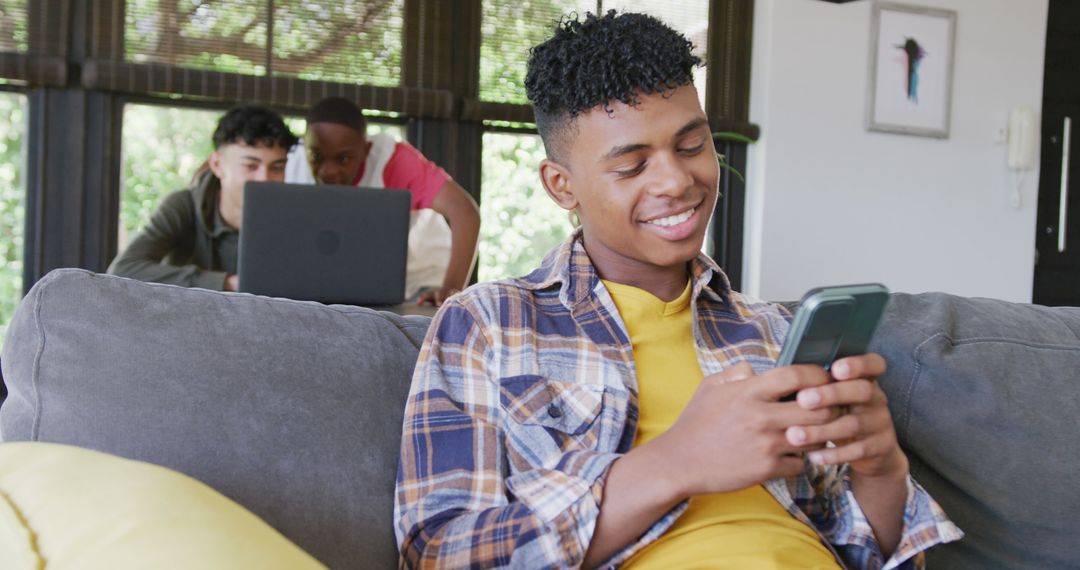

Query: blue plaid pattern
395 230 962 569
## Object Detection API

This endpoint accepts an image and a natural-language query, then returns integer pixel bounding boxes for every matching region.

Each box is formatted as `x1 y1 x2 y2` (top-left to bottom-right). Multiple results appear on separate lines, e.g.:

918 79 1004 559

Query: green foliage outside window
479 0 592 104
479 132 571 281
119 105 219 249
0 91 26 347
124 0 402 86
271 1 402 85
477 0 591 104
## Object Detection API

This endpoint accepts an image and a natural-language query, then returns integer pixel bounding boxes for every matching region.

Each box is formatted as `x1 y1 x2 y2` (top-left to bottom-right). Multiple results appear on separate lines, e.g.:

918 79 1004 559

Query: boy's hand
417 285 461 307
652 362 842 498
785 354 910 555
784 354 909 479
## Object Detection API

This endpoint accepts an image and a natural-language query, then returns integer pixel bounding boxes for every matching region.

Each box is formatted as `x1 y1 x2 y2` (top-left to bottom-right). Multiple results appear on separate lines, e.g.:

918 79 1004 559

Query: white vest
285 134 452 300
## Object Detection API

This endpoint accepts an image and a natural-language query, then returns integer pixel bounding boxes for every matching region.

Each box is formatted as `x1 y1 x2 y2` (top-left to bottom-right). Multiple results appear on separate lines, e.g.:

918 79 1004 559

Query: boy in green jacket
108 106 297 291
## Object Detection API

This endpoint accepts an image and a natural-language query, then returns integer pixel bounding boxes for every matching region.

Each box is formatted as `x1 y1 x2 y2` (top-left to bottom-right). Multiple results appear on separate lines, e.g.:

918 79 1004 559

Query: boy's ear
539 158 578 211
207 150 224 179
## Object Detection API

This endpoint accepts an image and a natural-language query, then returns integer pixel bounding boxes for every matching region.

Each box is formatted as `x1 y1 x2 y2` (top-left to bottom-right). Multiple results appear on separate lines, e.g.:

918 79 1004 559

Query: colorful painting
867 3 956 138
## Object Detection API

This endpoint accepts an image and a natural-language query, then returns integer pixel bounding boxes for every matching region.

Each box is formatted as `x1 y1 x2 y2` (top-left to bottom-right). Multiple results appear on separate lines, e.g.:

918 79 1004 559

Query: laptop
238 181 410 305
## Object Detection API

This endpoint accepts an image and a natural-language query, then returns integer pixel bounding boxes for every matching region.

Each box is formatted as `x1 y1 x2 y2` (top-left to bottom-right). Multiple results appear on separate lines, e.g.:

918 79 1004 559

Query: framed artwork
866 2 957 138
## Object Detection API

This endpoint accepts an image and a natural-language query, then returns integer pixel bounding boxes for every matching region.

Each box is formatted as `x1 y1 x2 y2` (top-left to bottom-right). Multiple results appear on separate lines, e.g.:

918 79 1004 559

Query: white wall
745 0 1049 303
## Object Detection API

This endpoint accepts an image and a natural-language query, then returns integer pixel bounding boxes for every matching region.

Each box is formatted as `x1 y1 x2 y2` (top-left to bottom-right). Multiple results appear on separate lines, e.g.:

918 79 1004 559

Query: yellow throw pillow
0 442 326 570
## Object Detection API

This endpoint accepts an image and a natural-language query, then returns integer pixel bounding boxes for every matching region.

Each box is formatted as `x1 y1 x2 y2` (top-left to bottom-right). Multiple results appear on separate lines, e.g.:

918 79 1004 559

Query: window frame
0 83 29 346
6 0 754 294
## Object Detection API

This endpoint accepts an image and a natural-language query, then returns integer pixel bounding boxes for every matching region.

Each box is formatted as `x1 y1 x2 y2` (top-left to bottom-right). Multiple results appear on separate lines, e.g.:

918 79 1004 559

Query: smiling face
539 85 719 294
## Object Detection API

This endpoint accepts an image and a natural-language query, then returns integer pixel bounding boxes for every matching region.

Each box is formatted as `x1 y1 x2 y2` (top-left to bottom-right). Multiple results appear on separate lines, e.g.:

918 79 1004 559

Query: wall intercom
1008 106 1037 171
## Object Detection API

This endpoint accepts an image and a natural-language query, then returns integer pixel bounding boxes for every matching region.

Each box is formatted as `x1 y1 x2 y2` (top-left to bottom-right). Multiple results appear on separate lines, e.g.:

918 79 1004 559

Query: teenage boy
285 98 480 306
394 11 962 569
109 105 297 291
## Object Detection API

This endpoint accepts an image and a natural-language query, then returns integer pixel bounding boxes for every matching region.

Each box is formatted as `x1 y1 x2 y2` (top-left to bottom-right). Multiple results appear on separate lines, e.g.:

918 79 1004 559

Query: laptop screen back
238 182 410 305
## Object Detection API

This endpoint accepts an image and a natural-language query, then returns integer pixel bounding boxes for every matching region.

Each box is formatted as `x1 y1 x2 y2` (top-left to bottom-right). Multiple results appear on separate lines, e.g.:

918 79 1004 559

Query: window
479 0 709 105
479 131 572 281
125 0 268 74
124 0 404 86
479 0 592 105
0 91 27 345
271 1 403 86
0 0 28 53
118 103 405 250
119 104 218 250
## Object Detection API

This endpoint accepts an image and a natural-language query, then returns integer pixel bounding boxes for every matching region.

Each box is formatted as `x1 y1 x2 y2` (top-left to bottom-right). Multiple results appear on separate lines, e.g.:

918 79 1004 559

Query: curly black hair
524 11 702 161
212 105 298 150
306 97 368 134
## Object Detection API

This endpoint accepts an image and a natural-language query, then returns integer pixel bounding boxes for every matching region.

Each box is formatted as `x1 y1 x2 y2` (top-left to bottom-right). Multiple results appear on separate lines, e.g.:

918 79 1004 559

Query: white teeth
646 207 695 227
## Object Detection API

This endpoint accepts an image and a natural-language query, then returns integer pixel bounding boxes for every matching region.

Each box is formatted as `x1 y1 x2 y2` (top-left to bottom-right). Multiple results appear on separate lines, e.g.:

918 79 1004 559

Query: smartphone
777 283 890 399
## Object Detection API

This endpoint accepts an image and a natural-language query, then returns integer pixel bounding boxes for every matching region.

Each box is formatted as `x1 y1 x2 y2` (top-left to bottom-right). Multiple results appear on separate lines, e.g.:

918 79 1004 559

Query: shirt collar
520 228 734 310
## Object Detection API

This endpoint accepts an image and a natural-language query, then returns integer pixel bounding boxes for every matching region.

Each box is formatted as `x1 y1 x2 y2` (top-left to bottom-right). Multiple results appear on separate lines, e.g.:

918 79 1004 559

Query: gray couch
1 269 1078 569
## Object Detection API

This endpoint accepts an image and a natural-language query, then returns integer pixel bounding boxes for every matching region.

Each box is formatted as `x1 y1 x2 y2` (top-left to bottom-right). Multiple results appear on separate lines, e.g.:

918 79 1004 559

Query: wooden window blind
0 0 28 54
77 0 450 118
123 0 402 85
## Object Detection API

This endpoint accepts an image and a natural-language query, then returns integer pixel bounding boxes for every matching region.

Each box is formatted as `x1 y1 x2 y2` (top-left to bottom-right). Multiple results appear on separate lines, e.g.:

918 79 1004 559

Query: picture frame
866 2 957 138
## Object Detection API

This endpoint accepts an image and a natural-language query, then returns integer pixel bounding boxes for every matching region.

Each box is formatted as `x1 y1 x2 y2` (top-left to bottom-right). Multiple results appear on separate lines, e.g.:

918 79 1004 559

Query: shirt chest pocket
500 375 603 438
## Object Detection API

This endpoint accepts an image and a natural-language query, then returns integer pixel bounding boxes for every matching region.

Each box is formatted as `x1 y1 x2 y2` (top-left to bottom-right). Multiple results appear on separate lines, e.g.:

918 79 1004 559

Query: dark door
1034 0 1080 306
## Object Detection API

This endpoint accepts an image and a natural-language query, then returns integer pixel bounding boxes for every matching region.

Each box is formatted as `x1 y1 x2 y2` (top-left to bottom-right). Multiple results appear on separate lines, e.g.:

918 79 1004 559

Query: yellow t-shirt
602 279 839 570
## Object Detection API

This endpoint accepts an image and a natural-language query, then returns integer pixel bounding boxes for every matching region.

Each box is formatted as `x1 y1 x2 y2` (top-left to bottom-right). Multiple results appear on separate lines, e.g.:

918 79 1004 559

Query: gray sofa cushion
0 269 432 569
871 292 1080 570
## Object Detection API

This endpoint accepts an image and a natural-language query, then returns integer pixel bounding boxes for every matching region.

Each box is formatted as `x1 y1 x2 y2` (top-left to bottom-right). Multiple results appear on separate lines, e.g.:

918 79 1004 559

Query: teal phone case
776 283 890 370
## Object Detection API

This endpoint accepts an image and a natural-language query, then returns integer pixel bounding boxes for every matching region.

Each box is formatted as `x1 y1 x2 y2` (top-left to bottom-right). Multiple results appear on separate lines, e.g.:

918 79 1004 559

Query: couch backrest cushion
0 269 432 569
871 292 1080 569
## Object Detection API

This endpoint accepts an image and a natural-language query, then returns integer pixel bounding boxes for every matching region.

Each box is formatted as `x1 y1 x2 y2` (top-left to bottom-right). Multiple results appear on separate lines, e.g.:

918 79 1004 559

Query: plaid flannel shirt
395 231 962 569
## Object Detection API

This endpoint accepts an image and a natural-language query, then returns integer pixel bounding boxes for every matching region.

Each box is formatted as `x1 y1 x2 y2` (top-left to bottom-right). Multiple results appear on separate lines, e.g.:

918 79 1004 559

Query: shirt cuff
833 473 965 570
883 476 965 570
